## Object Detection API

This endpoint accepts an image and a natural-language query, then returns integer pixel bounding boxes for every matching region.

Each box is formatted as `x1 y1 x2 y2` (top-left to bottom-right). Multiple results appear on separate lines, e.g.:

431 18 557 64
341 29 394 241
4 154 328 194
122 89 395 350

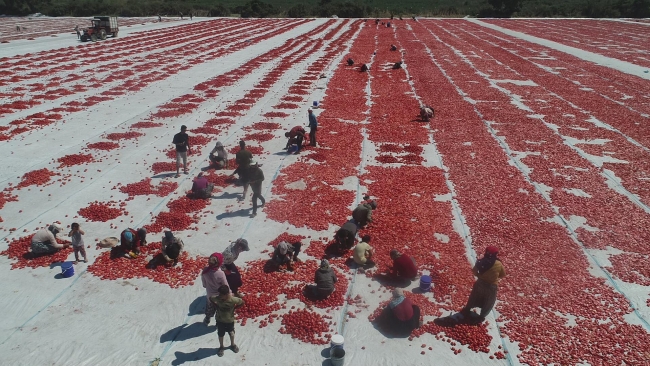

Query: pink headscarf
202 252 223 274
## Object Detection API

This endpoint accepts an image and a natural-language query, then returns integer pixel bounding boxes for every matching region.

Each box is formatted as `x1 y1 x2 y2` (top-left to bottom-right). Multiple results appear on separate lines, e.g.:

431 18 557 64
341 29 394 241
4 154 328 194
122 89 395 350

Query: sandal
231 345 239 353
217 347 225 357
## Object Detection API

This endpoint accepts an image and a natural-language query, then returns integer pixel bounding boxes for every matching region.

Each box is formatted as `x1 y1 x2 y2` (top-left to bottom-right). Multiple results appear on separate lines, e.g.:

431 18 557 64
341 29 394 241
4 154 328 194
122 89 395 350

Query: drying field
1 17 649 366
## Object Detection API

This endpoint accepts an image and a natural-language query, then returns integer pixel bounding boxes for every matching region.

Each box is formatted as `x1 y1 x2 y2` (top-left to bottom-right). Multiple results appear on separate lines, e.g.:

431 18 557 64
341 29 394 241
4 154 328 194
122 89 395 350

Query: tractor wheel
99 29 107 40
90 34 97 42
80 34 90 42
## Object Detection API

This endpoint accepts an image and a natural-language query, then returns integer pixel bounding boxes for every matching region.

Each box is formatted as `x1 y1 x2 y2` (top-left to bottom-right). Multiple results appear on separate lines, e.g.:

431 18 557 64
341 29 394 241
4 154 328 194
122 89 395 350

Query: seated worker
390 44 397 51
392 61 403 69
209 141 228 169
284 126 307 153
347 58 354 66
120 228 146 258
191 172 214 199
420 105 434 122
271 241 301 271
390 249 418 279
30 223 69 255
148 231 184 268
353 235 374 267
385 288 421 335
360 64 369 72
335 221 358 251
352 200 377 227
311 259 337 299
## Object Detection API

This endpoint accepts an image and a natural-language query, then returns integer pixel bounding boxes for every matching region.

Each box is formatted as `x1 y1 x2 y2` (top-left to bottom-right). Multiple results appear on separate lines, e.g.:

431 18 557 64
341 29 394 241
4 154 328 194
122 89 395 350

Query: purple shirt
192 176 209 192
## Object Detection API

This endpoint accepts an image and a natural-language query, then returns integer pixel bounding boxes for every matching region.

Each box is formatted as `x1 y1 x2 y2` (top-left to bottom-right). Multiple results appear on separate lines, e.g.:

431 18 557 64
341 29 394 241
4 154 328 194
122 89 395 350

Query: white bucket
330 334 344 350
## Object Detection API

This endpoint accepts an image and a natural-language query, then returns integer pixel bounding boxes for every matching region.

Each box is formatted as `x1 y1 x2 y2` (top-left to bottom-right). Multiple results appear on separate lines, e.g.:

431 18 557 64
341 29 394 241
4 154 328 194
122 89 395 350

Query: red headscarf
202 252 223 274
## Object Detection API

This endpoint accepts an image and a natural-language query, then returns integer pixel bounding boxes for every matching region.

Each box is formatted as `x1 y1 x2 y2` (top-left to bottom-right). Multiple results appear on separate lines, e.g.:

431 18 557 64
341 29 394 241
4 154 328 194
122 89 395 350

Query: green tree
287 3 308 17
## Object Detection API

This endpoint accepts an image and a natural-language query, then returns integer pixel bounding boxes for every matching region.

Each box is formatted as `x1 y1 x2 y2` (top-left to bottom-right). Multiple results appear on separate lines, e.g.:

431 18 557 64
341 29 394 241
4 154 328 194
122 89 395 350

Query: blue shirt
308 113 318 128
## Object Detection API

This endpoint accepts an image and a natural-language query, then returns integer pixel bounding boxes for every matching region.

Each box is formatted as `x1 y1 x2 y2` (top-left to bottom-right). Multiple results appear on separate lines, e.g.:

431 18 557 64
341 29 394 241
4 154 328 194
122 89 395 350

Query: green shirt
210 295 243 323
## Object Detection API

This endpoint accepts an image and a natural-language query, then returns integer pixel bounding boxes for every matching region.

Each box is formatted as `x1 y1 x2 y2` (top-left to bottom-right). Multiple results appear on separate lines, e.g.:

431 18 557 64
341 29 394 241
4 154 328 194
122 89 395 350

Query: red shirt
392 297 414 321
394 254 417 278
289 126 306 138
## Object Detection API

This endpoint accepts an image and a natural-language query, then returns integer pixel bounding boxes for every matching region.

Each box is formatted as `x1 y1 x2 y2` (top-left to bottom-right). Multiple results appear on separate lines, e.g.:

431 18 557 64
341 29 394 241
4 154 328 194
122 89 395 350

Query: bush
233 0 276 18
210 4 230 17
316 1 366 18
287 4 309 17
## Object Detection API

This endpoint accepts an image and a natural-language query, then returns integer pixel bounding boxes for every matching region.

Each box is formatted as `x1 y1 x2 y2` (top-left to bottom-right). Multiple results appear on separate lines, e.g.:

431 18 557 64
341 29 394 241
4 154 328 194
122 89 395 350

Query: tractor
80 16 118 42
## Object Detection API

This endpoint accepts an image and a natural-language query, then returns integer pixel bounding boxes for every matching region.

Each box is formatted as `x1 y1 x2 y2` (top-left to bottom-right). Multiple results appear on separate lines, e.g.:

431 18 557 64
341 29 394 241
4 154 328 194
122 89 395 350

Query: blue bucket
419 275 431 292
288 145 299 154
313 101 319 107
61 262 74 278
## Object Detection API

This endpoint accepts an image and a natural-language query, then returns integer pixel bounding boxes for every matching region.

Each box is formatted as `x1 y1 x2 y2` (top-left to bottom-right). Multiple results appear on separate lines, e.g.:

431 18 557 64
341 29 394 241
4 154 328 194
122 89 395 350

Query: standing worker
248 163 265 218
231 140 253 201
172 125 191 178
307 109 318 147
202 253 230 325
74 25 81 39
460 246 506 324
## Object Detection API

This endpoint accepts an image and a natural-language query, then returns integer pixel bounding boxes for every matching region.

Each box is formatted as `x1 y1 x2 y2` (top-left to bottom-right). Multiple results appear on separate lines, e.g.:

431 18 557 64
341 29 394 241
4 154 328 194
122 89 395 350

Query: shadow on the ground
171 348 218 365
216 208 250 220
187 296 205 316
160 322 214 344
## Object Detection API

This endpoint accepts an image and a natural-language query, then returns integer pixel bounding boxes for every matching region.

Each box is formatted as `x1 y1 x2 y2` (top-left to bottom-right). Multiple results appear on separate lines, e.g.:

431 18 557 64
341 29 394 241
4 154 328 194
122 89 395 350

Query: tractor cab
80 16 119 42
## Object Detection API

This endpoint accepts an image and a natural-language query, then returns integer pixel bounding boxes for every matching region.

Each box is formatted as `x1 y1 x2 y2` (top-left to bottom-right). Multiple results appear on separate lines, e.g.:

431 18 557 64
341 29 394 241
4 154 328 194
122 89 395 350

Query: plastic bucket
330 334 344 350
61 262 74 278
288 145 299 154
330 347 345 366
313 101 319 107
419 275 432 292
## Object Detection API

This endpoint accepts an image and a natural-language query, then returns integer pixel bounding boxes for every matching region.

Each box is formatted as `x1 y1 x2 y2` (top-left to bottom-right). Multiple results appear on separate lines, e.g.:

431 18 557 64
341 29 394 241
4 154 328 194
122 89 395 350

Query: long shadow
371 307 412 339
160 322 214 343
187 296 205 316
373 273 412 288
151 172 178 179
211 192 241 200
171 348 218 366
216 208 250 220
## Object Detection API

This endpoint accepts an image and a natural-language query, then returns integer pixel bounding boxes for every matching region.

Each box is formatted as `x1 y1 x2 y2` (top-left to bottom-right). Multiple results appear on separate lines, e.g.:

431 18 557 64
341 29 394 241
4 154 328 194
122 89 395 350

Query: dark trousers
251 181 265 214
309 127 317 146
296 135 304 151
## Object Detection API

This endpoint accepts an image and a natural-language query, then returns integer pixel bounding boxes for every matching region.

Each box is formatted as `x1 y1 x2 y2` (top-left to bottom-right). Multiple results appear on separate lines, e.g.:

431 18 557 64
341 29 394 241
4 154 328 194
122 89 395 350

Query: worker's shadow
151 172 178 179
211 192 241 200
215 208 250 220
371 308 412 339
160 322 214 344
187 296 205 316
171 348 219 365
373 273 412 288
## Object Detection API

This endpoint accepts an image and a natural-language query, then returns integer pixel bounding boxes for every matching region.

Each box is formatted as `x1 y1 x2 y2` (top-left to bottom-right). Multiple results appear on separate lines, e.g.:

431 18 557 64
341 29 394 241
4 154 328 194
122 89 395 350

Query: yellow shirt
473 260 506 285
353 242 372 265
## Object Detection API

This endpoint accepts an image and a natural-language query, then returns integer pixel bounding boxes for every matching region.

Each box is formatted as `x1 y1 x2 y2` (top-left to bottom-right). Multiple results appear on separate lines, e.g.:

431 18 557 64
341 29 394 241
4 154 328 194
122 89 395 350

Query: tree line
1 0 649 18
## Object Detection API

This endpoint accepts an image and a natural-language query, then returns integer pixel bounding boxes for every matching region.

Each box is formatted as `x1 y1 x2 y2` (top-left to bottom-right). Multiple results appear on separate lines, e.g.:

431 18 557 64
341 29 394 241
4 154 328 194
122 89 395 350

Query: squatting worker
172 125 191 177
191 172 214 199
31 223 69 255
307 109 318 147
353 200 377 227
420 105 434 122
209 141 228 169
460 246 506 324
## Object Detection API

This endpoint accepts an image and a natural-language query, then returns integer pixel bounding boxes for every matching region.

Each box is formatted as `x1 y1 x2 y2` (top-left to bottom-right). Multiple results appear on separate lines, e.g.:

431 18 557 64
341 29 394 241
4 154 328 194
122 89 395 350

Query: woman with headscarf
209 141 228 169
148 231 184 268
271 241 301 271
312 259 337 299
31 223 69 255
201 253 230 325
119 228 147 258
385 288 421 335
460 246 506 324
221 239 249 297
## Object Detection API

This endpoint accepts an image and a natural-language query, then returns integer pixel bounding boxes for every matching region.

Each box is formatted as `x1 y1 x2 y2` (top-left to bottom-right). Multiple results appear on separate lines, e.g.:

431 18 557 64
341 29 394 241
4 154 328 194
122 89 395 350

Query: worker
209 141 228 169
347 58 354 66
158 15 162 22
389 249 418 279
119 228 147 258
271 241 301 272
385 288 421 335
360 64 369 72
311 259 337 299
74 25 80 39
420 105 434 122
148 231 184 268
460 246 506 324
202 253 230 325
191 172 214 199
390 14 394 20
387 22 391 28
390 44 397 51
392 61 403 70
307 109 318 147
284 126 306 153
190 13 193 20
30 223 69 255
353 235 374 267
335 221 358 251
248 163 265 218
231 140 253 201
412 16 417 21
375 19 380 25
221 239 250 297
352 200 377 227
172 125 191 178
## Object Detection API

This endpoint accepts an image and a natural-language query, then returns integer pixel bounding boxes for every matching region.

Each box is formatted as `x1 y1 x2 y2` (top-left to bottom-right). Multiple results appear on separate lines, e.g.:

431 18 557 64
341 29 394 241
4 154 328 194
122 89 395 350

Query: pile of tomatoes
57 153 94 168
1 235 73 269
279 309 332 345
78 201 125 222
